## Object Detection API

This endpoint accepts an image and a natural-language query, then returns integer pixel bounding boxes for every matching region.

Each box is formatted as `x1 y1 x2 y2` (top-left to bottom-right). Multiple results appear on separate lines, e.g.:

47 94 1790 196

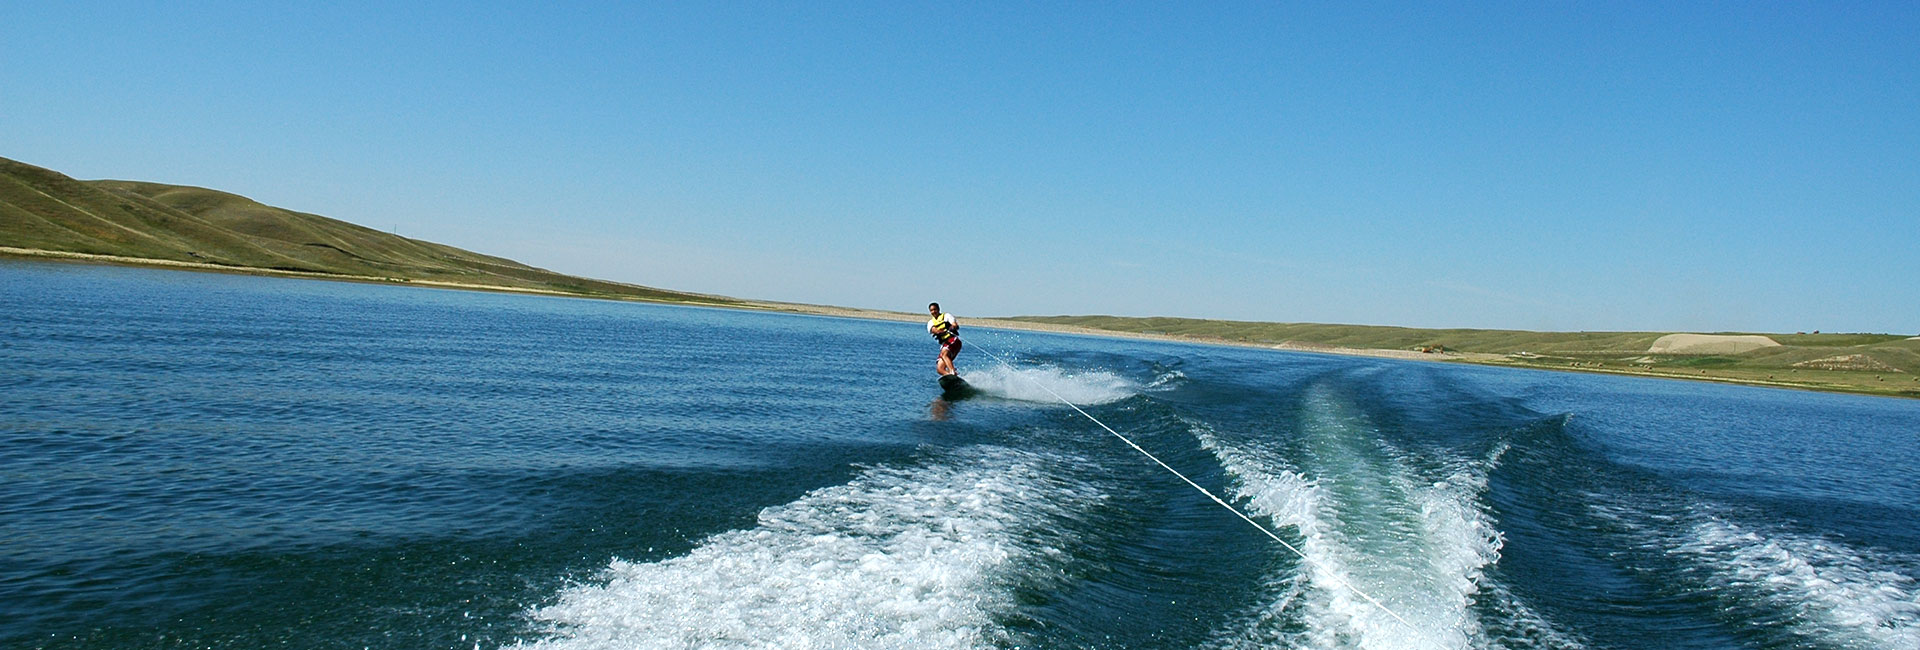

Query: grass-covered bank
1008 315 1920 399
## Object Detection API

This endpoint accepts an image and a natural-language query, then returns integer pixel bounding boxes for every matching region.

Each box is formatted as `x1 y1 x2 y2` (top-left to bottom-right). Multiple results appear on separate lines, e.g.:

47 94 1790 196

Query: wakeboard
938 373 975 399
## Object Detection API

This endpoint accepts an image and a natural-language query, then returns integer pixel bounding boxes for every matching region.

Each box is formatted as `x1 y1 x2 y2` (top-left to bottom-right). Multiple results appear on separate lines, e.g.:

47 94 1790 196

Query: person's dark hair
929 302 940 310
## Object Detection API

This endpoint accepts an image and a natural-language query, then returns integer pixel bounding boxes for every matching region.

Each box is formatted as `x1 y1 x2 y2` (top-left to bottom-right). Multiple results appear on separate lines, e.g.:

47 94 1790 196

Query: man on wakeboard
928 302 961 376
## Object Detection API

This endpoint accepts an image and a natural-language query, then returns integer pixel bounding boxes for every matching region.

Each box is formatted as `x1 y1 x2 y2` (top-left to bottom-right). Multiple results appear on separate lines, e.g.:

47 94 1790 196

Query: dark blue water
3 260 1916 650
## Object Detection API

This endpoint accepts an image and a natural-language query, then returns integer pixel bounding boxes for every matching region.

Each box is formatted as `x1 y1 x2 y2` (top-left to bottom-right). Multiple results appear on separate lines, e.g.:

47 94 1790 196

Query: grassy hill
1011 315 1920 398
0 156 731 304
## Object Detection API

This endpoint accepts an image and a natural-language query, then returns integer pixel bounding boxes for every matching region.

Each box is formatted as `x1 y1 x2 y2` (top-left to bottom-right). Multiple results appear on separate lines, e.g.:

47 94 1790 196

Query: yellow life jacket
929 314 958 344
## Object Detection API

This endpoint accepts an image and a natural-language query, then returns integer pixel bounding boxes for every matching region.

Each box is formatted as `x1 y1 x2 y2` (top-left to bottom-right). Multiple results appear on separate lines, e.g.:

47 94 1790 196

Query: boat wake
1593 504 1920 649
1187 384 1576 650
512 446 1101 650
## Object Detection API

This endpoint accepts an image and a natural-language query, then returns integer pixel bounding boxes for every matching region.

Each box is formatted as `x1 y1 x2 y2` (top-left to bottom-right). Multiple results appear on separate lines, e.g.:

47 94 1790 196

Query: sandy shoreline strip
1 245 1484 364
6 246 1910 398
0 247 743 306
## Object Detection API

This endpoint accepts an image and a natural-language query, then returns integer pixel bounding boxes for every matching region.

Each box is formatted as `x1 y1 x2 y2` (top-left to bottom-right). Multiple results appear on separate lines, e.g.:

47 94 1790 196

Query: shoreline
0 247 743 307
728 301 1918 400
5 247 1912 400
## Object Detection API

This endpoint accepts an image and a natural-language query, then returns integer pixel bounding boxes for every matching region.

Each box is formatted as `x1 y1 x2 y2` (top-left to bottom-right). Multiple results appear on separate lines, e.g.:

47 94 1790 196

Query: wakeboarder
928 302 962 376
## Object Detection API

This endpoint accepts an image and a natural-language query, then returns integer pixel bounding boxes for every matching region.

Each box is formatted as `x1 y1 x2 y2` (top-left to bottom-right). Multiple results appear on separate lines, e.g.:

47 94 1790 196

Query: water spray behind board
962 337 1461 650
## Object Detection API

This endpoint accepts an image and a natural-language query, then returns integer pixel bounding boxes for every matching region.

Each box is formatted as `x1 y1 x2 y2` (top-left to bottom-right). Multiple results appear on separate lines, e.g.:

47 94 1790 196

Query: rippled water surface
3 261 1917 649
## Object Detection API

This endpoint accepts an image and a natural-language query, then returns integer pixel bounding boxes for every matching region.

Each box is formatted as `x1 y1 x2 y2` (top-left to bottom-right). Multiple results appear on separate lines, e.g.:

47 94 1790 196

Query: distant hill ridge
0 156 725 304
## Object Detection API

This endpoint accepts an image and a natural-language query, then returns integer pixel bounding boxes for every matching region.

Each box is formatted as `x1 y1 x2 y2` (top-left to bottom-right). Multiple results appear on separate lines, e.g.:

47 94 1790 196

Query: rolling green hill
0 156 730 304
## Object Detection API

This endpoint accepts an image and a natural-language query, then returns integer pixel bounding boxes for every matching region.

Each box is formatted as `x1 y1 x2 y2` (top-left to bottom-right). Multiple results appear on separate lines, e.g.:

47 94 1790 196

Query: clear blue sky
5 2 1915 333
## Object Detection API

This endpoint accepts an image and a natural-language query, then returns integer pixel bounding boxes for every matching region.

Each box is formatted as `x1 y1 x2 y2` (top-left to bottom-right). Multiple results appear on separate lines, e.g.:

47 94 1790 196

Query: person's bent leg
939 345 959 375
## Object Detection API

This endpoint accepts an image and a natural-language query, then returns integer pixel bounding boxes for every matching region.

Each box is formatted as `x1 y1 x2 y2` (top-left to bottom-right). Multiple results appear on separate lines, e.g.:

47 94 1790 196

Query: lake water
3 260 1917 650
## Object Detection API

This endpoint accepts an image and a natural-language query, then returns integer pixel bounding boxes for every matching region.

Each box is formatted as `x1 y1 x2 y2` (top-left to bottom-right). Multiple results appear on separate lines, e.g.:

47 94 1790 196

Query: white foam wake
1144 369 1187 391
1190 407 1524 650
511 447 1100 650
959 363 1136 405
1673 517 1920 648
